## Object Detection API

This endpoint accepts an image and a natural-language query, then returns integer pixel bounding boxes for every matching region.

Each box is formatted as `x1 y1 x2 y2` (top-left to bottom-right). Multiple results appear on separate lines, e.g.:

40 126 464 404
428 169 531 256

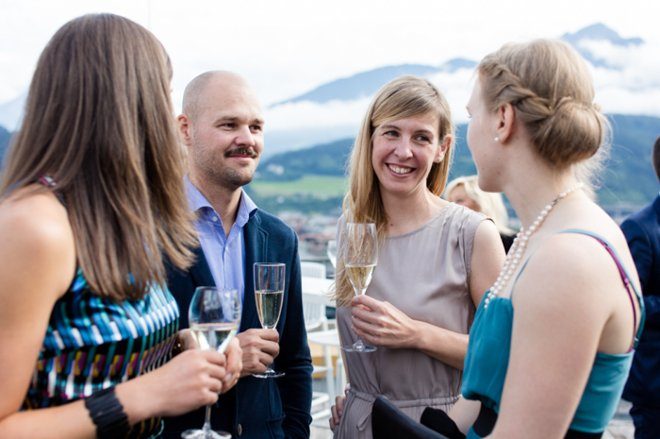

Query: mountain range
260 22 657 155
271 22 642 109
255 114 660 212
272 59 476 107
1 22 655 154
1 22 657 215
561 23 644 69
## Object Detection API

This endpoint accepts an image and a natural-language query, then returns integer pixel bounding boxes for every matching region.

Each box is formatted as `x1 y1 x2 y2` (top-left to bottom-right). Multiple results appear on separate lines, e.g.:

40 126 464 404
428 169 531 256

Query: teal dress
461 230 645 438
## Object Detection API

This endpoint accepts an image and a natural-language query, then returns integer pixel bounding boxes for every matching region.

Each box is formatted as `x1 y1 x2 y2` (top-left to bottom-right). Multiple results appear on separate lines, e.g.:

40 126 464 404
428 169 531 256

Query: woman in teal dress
0 14 240 438
446 39 645 438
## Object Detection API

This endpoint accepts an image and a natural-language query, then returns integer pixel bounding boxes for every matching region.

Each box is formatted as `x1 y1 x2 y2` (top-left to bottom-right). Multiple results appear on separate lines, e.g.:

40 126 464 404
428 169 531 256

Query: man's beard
218 167 253 190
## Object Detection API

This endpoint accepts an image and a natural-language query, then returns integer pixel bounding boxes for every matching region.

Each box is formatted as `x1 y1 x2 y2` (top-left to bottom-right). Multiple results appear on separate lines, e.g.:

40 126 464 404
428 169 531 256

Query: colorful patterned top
20 177 180 438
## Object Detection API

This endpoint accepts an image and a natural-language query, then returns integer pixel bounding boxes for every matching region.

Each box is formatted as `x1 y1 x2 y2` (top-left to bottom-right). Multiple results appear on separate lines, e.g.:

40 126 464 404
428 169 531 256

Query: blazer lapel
242 212 268 331
190 245 215 288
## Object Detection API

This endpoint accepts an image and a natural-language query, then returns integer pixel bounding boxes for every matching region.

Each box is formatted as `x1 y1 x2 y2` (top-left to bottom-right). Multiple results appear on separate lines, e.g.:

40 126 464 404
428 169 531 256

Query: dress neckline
386 203 457 240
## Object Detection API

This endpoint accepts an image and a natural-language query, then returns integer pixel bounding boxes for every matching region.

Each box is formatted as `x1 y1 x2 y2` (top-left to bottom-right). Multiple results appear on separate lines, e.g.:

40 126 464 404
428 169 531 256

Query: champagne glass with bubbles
183 287 241 439
342 222 378 353
253 262 286 378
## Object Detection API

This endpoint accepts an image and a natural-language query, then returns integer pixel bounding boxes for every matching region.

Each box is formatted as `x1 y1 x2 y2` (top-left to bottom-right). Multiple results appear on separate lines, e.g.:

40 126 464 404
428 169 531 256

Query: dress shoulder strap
559 228 645 348
509 228 645 348
36 175 66 205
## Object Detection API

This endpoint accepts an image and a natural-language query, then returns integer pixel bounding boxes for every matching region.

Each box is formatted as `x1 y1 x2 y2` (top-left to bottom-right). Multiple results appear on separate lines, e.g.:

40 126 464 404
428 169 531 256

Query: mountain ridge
257 114 660 210
270 59 477 107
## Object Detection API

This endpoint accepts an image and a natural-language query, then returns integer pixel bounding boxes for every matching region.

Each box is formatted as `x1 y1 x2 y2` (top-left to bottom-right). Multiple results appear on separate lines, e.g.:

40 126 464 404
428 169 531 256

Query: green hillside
251 114 660 214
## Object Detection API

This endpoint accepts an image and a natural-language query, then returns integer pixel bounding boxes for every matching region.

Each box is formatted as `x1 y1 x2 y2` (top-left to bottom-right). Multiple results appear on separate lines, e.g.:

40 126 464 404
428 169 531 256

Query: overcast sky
1 0 659 130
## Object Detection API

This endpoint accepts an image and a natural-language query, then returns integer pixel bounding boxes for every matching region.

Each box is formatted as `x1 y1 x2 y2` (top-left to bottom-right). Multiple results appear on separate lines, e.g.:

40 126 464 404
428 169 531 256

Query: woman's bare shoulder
0 187 75 293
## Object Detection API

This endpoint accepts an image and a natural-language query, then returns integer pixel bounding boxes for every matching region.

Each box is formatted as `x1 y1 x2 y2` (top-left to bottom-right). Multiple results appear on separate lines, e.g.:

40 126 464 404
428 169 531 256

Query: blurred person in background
621 136 660 439
445 175 516 252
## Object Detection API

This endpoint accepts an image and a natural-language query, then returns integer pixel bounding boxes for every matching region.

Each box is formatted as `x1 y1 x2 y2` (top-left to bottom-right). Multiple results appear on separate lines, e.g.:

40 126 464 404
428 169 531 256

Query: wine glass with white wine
252 262 286 378
342 222 378 353
183 287 241 439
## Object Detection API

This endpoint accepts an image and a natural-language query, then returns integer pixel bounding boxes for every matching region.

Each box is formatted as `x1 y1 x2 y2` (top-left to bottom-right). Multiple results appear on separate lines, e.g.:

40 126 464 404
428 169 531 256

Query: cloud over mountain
261 23 660 152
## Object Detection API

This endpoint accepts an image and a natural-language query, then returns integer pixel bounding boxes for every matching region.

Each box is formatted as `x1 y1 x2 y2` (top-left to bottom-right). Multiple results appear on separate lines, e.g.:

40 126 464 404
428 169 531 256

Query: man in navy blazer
622 137 660 439
163 71 313 438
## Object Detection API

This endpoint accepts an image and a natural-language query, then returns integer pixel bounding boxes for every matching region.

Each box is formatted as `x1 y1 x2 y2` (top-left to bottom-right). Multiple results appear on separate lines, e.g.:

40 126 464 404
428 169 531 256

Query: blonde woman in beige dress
329 76 505 438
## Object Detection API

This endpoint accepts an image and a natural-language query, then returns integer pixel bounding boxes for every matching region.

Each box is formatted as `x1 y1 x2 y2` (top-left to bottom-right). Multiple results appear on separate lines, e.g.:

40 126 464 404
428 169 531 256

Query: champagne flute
252 262 286 378
327 239 338 269
182 287 241 439
342 222 378 353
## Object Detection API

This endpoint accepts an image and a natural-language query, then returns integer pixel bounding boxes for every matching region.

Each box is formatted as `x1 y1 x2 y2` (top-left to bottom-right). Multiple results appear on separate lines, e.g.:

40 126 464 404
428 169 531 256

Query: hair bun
534 96 606 166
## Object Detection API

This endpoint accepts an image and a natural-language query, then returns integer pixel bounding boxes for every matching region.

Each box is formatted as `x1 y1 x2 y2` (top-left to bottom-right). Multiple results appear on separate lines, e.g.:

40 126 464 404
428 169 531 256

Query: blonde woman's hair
334 75 454 306
0 14 197 301
444 175 513 235
478 39 609 186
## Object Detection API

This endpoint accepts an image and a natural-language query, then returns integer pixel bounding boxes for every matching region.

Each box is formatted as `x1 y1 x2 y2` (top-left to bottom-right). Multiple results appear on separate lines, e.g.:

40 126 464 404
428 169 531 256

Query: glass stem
203 404 212 433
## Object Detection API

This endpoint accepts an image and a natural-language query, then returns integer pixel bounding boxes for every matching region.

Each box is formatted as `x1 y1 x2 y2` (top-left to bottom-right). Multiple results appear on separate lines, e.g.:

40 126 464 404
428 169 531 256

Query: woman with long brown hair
329 76 504 438
0 14 240 438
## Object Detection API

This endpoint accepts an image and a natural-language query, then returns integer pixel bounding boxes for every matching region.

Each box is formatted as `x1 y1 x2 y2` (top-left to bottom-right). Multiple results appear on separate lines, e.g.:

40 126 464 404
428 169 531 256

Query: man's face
183 79 264 191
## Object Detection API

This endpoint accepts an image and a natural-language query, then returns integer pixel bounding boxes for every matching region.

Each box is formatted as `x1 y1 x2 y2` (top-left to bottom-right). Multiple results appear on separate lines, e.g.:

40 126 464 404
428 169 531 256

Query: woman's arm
489 235 616 438
351 220 504 369
468 220 506 306
448 396 481 434
0 194 229 438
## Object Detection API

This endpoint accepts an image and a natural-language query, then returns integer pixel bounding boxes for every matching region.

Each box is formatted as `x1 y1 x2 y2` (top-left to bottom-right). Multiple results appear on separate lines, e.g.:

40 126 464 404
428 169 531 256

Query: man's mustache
225 146 258 158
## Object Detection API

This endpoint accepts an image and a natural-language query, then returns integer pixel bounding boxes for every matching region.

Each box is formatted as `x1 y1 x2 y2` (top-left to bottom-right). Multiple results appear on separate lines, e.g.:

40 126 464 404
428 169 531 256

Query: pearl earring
494 136 500 142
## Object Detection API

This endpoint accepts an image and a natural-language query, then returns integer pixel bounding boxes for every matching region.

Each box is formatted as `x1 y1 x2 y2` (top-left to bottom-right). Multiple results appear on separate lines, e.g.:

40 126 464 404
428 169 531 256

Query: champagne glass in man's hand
252 262 286 378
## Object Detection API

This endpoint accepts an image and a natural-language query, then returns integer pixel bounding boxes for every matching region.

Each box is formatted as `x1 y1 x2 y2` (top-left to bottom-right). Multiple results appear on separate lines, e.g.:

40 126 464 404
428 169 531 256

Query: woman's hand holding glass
350 294 419 349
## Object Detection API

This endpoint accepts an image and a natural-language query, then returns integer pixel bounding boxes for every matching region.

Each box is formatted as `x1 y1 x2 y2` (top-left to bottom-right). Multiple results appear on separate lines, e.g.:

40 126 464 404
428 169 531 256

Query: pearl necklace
483 183 584 308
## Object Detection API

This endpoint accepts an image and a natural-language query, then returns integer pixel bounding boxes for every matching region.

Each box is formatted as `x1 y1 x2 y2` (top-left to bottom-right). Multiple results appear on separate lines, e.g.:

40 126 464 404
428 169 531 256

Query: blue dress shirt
185 177 257 300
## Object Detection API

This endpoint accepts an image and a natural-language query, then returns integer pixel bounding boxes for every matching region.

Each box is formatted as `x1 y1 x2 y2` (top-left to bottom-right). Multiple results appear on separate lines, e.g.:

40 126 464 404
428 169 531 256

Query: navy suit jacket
622 194 660 407
163 209 313 438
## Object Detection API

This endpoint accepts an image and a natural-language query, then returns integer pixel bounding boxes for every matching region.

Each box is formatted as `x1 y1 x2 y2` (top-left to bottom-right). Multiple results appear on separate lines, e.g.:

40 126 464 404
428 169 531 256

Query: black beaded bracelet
84 386 130 438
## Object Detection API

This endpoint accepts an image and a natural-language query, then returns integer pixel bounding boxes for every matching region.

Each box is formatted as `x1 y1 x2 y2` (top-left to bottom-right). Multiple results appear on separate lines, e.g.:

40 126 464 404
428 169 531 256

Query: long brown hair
0 14 197 300
334 76 454 306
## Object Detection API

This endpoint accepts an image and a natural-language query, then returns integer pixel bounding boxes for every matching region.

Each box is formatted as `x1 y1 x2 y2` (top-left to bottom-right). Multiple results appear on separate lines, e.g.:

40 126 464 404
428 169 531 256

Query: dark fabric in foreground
372 396 449 439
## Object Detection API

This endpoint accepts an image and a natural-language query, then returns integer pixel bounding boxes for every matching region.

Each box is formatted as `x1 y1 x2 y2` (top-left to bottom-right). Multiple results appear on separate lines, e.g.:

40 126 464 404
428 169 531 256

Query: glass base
342 340 376 353
252 368 285 379
181 428 231 439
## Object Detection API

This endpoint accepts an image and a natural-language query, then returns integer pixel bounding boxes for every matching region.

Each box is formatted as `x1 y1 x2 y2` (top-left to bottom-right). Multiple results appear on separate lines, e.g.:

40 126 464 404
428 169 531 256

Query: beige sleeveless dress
335 203 486 438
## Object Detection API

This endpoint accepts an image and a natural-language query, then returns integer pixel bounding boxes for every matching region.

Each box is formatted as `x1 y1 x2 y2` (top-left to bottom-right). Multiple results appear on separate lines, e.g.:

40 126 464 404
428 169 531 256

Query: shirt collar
184 176 257 228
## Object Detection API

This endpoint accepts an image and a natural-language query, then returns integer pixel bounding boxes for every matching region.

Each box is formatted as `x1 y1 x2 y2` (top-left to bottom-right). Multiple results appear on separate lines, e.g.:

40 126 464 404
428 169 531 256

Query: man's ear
435 134 452 163
177 114 193 146
495 103 515 143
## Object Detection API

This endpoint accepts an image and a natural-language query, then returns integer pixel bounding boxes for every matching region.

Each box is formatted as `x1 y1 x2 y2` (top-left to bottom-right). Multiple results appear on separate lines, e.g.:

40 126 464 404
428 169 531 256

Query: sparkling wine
255 290 284 329
190 322 237 353
345 263 375 293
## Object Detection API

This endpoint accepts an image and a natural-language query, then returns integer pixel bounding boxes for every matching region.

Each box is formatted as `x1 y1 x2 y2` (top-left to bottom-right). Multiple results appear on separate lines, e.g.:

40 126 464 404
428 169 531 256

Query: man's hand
236 328 280 376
